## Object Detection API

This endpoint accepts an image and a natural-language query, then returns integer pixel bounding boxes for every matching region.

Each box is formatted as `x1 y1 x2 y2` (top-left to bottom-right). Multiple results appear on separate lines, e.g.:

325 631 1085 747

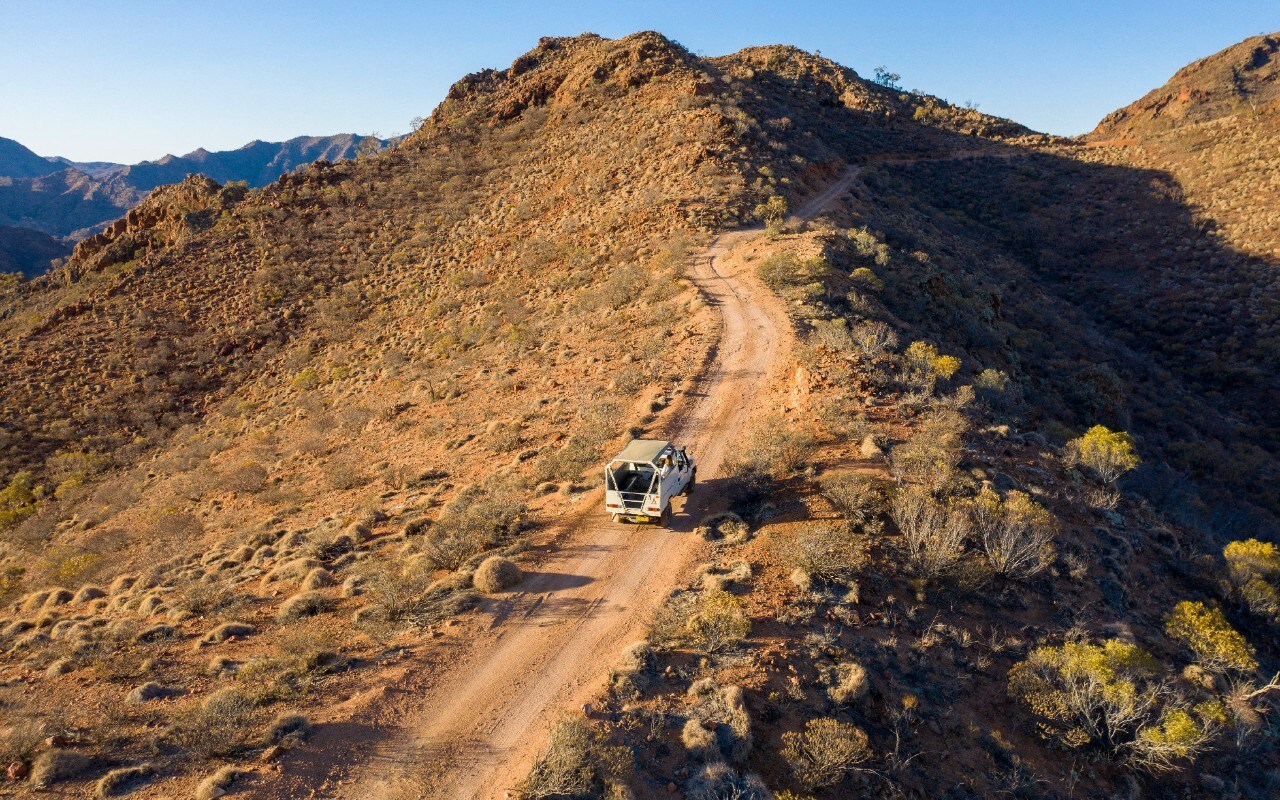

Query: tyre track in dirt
269 166 862 800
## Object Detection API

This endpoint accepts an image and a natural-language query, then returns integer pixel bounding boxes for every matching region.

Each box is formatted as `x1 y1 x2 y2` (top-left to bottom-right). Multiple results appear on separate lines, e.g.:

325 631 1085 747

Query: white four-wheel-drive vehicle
605 439 696 526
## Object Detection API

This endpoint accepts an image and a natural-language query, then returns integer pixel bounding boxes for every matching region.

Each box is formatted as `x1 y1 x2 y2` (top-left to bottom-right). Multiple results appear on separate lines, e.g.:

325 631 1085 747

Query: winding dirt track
285 167 861 800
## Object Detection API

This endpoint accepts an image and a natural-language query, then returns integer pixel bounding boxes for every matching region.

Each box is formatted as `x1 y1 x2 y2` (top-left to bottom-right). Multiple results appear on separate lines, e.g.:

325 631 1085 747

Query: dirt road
283 168 860 800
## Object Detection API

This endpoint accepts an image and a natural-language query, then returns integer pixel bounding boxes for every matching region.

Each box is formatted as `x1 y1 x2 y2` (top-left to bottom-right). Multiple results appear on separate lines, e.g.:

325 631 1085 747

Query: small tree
753 195 788 223
1066 425 1140 484
968 486 1057 580
872 67 903 91
781 718 870 790
1165 600 1258 674
1008 638 1215 771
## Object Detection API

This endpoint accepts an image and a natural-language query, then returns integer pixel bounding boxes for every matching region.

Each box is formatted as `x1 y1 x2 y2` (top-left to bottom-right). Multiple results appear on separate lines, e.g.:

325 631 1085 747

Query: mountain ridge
1 29 1279 800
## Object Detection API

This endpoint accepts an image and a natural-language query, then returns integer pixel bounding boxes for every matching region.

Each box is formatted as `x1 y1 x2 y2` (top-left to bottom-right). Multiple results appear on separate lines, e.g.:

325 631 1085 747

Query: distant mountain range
0 133 389 275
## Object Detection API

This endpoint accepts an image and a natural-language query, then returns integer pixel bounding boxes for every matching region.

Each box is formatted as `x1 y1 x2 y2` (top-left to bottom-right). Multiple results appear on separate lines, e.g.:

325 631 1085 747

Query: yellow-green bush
901 341 961 390
686 591 751 653
0 471 40 528
1065 425 1140 484
1164 600 1257 673
1222 539 1280 619
967 486 1056 580
1008 638 1212 771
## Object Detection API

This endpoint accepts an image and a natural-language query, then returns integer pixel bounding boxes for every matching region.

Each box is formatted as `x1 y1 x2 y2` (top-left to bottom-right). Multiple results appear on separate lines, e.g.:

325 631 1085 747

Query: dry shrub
687 591 751 654
819 472 885 532
276 591 332 623
360 562 431 622
172 580 239 617
825 661 868 705
159 688 258 760
772 524 869 587
609 641 655 699
685 763 770 800
195 766 246 800
890 484 968 580
889 409 968 491
1 718 45 763
698 513 751 545
517 716 631 800
780 718 870 790
30 749 94 788
421 484 526 570
236 633 346 702
96 763 153 798
686 680 752 764
262 713 311 746
473 556 523 593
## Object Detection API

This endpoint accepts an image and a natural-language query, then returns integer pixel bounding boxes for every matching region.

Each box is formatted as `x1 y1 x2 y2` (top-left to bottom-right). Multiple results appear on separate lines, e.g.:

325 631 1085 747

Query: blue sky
2 1 1276 163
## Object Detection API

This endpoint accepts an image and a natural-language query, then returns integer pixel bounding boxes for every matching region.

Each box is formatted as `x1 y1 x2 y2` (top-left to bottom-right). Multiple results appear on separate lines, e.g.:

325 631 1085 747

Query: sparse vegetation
517 716 631 800
780 718 871 790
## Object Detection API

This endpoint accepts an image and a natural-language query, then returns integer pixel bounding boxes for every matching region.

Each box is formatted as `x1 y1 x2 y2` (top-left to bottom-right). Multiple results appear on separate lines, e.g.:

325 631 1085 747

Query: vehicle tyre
659 505 672 529
682 470 696 496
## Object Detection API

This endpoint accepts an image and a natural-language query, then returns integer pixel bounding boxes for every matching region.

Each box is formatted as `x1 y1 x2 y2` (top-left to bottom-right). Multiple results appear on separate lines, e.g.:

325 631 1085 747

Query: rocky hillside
0 134 390 275
1 29 1279 800
1093 33 1280 139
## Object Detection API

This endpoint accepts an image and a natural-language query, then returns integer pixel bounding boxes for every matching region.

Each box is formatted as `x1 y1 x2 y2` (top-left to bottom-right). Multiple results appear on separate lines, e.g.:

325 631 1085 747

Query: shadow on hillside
854 144 1280 534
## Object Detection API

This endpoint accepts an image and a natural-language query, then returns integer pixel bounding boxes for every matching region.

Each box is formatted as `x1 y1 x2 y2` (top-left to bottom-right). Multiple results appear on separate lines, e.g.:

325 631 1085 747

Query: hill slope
0 134 391 275
0 30 1279 800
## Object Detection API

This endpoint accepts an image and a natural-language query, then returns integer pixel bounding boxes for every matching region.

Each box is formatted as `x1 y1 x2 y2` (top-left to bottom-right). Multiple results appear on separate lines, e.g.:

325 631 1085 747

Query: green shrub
0 471 40 528
901 341 960 390
1222 539 1280 619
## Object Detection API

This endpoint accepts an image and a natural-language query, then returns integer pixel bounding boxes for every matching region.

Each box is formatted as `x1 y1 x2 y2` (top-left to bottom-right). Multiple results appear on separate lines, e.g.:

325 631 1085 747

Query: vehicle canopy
610 439 672 466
